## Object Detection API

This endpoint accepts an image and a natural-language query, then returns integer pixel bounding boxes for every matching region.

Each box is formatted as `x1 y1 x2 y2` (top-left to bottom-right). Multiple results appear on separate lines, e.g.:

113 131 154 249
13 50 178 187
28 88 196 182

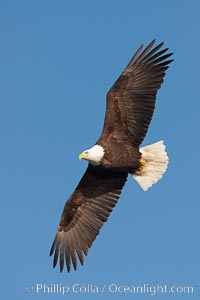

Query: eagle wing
100 40 173 146
50 164 127 272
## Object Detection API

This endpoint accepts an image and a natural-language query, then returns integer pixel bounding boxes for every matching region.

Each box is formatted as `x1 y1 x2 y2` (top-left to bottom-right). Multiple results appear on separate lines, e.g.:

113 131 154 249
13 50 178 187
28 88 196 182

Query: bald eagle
50 39 173 272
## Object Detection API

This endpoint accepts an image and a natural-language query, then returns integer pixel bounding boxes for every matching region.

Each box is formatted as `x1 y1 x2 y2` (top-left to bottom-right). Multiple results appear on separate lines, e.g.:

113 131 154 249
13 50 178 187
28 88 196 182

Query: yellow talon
138 158 146 171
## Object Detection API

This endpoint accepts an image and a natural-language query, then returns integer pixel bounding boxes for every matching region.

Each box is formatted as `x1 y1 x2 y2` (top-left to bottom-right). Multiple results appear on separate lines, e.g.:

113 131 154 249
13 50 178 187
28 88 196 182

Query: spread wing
50 164 127 272
100 39 173 146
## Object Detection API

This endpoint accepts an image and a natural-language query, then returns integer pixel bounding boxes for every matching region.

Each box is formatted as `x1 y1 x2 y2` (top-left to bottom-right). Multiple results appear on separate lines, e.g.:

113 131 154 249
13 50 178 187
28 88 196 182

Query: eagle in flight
50 39 173 272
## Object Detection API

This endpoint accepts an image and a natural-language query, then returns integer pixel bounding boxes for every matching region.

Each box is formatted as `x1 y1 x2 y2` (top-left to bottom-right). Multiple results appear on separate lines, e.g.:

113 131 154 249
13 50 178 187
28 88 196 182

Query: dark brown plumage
50 39 173 272
50 165 127 272
100 40 172 146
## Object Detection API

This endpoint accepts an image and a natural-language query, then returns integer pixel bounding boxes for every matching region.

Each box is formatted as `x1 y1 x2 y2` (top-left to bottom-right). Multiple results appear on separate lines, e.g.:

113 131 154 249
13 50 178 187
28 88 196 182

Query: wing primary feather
151 53 173 65
75 223 89 256
135 39 157 62
59 241 65 272
49 236 56 257
68 231 77 271
53 243 59 268
140 42 164 62
158 59 174 67
144 48 169 63
73 227 84 266
65 236 71 272
128 44 143 66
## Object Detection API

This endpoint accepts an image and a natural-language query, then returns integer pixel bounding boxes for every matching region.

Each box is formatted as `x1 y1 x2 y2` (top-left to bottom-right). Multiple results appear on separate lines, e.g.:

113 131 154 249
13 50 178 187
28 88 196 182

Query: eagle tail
132 140 169 191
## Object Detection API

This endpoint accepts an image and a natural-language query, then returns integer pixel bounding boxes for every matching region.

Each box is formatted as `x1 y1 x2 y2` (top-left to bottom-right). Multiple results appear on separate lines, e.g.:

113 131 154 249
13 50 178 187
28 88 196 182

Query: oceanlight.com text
25 282 195 296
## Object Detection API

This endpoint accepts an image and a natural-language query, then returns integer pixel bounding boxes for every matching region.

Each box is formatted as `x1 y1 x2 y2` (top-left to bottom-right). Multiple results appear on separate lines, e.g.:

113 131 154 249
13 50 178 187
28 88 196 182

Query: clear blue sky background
0 0 199 299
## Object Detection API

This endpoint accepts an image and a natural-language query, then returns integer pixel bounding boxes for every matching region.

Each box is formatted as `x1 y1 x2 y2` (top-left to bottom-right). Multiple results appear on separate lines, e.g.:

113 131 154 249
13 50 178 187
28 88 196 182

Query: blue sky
0 0 199 299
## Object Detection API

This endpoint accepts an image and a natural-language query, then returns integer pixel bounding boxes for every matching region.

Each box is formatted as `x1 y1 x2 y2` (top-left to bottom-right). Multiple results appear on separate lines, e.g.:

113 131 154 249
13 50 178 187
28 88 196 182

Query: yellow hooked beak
79 152 87 160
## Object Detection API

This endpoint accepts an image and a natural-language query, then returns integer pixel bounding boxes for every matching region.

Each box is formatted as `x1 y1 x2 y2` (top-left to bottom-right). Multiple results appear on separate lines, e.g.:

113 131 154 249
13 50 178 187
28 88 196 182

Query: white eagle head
79 144 105 166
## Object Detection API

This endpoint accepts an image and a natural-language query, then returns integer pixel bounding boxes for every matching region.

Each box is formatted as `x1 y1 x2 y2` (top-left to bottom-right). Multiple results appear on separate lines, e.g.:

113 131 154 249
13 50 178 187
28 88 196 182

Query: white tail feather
132 140 169 191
